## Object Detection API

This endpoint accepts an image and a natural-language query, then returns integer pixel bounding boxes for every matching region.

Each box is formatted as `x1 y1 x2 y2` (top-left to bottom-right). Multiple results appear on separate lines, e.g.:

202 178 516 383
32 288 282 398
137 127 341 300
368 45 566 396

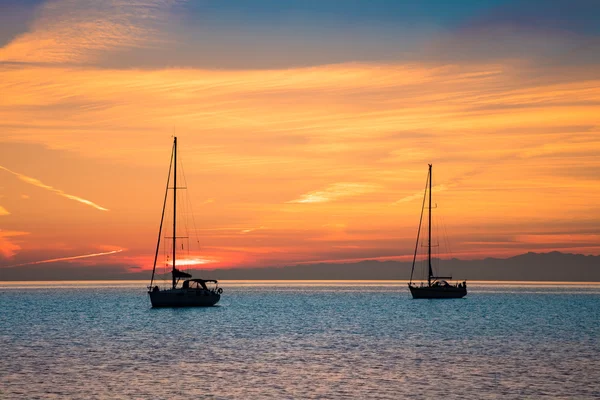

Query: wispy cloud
240 226 266 234
0 230 29 258
0 165 108 211
289 183 379 204
515 234 600 245
0 0 177 64
4 248 123 268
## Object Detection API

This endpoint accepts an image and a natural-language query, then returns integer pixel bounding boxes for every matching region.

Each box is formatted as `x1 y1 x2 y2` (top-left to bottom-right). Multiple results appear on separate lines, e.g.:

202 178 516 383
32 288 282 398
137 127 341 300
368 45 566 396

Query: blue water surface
1 281 599 399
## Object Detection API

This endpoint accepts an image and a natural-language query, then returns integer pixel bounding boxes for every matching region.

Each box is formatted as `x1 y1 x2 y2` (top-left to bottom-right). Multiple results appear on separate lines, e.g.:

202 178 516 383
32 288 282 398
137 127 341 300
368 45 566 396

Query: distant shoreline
1 252 599 281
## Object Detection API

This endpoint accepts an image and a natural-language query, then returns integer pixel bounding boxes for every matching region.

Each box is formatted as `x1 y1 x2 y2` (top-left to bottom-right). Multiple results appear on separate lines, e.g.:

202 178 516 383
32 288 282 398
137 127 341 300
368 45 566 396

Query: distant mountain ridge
1 251 599 281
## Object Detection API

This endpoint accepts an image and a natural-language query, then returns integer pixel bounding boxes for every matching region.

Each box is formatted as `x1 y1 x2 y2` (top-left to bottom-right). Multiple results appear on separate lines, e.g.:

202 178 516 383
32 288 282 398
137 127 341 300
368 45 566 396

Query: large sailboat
148 137 222 307
408 164 467 299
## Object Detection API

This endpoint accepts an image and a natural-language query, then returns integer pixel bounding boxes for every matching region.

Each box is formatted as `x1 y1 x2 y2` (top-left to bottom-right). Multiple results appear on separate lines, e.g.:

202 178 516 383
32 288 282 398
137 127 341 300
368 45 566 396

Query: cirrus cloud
289 183 380 204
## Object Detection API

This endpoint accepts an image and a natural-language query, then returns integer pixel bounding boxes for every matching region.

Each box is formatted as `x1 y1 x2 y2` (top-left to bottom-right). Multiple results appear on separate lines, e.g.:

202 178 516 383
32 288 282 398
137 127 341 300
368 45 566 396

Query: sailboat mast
149 143 174 289
428 163 433 286
172 136 177 290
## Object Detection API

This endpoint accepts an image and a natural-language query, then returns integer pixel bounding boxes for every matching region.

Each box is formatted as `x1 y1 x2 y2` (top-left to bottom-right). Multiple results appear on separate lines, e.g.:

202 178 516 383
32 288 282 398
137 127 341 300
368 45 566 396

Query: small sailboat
408 164 466 299
148 137 222 307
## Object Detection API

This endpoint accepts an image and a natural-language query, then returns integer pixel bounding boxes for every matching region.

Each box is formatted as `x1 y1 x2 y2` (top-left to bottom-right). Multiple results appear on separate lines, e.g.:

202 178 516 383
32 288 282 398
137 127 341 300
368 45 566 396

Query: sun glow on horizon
164 257 217 267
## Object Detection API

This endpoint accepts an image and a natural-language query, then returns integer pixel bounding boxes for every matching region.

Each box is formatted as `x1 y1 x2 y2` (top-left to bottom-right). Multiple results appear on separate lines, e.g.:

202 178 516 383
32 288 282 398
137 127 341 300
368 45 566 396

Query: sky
0 0 599 278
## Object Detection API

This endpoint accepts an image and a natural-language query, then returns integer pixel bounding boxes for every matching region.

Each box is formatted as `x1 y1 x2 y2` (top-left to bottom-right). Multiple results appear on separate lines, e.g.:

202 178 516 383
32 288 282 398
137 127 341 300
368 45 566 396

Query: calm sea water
1 281 599 399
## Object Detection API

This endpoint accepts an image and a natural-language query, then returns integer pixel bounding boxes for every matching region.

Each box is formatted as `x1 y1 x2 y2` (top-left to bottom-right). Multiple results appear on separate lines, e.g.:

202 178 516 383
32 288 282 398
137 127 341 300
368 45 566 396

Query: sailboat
148 137 222 307
408 164 467 299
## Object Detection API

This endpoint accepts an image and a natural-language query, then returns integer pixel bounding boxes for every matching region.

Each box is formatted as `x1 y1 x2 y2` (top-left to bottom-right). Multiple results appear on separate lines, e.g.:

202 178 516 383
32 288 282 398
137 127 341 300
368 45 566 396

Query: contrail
4 249 123 268
0 165 108 211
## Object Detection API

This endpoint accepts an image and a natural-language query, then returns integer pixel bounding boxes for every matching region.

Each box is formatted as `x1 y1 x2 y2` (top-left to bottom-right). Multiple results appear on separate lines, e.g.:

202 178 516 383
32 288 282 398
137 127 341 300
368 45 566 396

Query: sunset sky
1 0 599 277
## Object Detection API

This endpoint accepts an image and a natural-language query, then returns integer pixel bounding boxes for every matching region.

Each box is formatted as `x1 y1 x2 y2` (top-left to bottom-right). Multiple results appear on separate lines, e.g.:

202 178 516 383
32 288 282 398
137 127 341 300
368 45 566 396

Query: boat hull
149 289 220 307
409 285 467 299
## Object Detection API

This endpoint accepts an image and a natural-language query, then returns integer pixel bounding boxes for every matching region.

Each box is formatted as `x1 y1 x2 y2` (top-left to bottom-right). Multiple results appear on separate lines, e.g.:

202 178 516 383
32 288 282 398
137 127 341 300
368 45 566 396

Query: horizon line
2 280 600 285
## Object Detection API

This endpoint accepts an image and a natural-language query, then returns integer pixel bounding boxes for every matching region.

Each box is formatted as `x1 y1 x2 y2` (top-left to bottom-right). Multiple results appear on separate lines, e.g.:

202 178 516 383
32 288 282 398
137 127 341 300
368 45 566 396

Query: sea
0 281 599 399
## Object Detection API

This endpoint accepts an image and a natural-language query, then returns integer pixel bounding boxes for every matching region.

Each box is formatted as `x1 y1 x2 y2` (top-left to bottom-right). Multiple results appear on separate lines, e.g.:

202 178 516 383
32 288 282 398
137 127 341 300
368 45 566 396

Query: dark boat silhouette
148 137 222 307
408 164 467 299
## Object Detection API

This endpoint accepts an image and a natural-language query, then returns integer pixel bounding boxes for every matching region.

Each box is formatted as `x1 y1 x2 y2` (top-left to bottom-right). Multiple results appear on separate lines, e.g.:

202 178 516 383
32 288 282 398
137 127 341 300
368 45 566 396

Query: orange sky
1 0 599 276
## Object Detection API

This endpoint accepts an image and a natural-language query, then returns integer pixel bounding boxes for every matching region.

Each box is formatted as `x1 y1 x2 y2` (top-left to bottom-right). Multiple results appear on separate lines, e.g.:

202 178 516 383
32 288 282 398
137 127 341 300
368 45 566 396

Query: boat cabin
182 279 218 291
